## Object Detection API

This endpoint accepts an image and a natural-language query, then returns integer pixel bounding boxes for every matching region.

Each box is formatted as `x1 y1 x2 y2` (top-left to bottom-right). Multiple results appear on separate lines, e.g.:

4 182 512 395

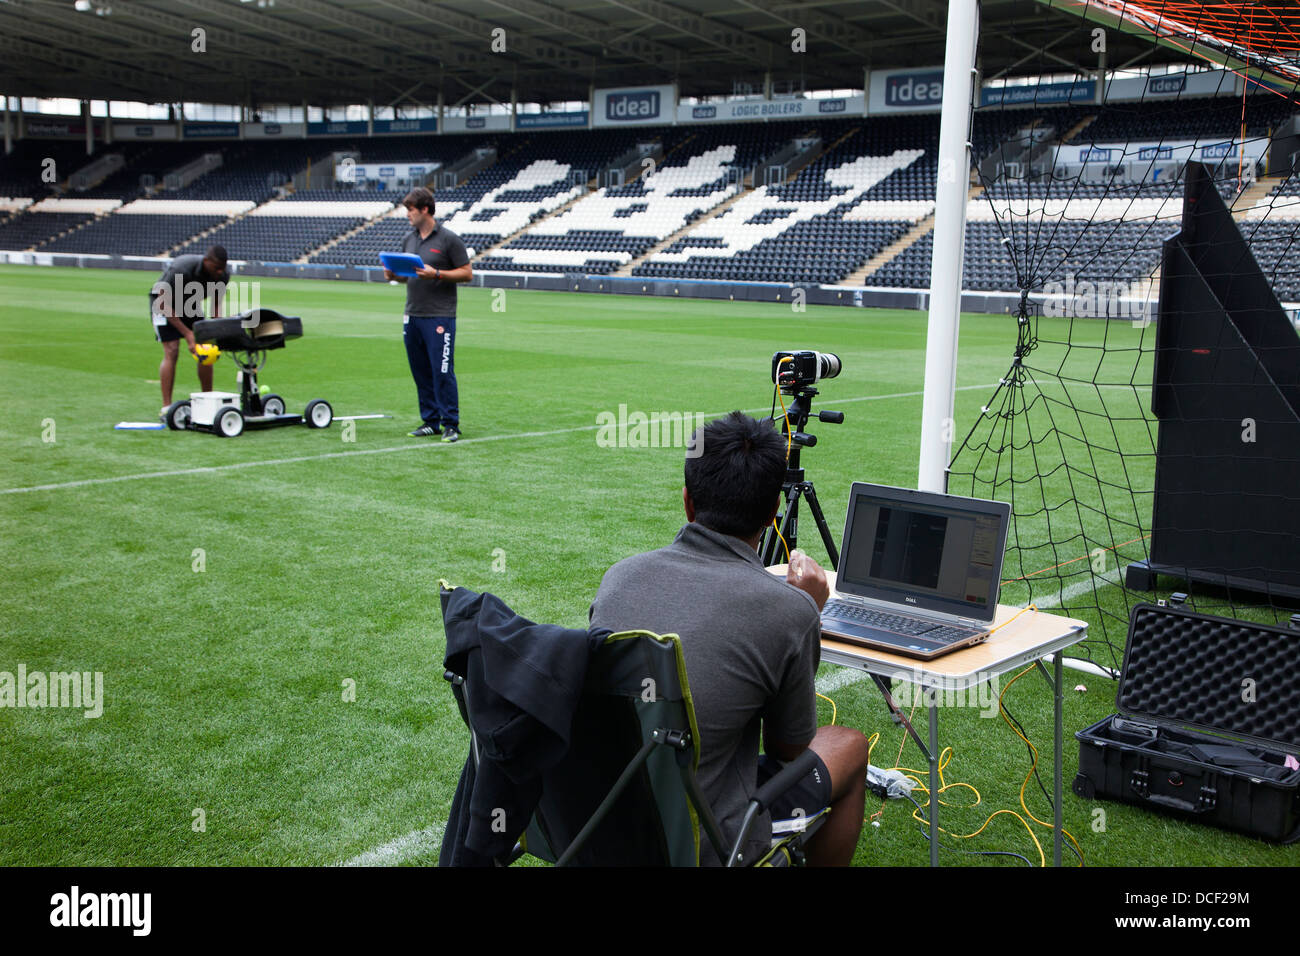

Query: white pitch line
2 383 999 496
1028 567 1124 610
342 822 446 866
816 666 873 694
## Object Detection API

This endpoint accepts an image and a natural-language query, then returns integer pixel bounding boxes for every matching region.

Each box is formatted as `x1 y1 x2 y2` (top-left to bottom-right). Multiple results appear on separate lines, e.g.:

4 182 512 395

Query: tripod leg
762 484 802 566
800 483 840 571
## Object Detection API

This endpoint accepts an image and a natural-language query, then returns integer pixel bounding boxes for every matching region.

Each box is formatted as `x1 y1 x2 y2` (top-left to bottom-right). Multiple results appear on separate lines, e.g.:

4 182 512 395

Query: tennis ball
194 343 221 366
259 385 270 395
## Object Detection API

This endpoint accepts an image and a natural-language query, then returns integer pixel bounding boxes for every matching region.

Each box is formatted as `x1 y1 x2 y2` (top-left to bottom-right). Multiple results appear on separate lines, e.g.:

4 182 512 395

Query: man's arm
763 731 809 762
164 311 197 355
383 269 409 284
760 616 821 761
414 262 472 283
414 233 473 283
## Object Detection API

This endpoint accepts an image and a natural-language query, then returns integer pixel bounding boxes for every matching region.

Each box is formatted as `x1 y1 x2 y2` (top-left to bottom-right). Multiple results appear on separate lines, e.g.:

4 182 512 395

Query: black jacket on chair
438 586 610 866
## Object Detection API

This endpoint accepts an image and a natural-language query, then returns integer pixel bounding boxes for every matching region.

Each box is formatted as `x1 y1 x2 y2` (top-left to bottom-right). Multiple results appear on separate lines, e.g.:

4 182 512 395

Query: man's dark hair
684 411 787 538
205 245 228 270
403 186 435 215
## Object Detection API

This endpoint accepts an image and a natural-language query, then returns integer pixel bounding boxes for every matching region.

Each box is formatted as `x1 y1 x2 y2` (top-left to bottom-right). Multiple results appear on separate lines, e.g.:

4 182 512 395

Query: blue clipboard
380 252 424 277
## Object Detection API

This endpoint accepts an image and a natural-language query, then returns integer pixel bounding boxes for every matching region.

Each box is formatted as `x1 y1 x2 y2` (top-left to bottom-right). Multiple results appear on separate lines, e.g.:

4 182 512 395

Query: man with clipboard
383 187 473 441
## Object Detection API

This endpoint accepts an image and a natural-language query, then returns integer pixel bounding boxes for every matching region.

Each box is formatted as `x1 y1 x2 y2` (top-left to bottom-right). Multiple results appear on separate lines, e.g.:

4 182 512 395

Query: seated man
590 411 869 866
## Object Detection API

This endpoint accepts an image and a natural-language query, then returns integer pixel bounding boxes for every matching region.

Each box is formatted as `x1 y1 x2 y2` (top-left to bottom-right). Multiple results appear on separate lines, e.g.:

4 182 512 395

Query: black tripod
759 385 844 570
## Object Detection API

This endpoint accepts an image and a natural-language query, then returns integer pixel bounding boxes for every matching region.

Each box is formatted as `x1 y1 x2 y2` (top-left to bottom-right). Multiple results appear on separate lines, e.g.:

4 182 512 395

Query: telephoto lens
817 352 841 380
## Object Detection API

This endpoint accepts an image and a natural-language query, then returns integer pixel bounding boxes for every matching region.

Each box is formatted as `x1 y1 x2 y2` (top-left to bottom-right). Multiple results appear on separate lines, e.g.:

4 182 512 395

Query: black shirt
402 222 470 317
149 254 229 323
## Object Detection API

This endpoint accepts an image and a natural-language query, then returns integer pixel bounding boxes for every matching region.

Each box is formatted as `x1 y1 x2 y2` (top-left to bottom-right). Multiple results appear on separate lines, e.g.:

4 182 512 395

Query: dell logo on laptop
905 596 918 604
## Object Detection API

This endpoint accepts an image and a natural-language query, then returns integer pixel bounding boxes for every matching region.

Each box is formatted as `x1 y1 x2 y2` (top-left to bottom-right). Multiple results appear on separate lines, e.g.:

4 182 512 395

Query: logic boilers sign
869 67 945 114
594 84 676 127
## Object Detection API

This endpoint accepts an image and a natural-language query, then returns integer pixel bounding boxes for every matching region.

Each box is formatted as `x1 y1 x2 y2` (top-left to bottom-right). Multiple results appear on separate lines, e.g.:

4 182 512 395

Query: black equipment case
1073 603 1300 842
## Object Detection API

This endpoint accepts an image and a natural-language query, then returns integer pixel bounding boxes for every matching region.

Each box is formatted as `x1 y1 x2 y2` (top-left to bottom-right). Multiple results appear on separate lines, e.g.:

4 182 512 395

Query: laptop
819 483 1011 660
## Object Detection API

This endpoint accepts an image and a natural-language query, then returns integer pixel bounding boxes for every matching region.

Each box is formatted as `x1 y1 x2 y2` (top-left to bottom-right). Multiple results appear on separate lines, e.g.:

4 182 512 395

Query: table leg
1033 656 1065 867
869 673 939 865
1054 652 1063 867
929 697 939 867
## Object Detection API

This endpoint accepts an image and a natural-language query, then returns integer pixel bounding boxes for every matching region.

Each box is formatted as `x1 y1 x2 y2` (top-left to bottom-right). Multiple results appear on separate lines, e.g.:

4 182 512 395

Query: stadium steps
841 213 937 286
1058 114 1098 144
32 213 101 252
1231 174 1285 217
297 206 396 264
469 182 596 261
611 185 749 277
842 184 983 287
611 134 821 277
167 201 266 256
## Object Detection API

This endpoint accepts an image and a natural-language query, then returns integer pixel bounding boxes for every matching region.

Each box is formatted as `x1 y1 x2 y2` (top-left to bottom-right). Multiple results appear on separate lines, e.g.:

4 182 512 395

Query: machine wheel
216 407 245 438
262 393 286 416
1072 773 1095 800
164 400 192 431
304 399 333 429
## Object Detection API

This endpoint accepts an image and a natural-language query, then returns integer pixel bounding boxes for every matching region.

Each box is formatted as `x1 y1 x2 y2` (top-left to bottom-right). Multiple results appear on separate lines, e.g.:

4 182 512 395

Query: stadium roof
0 0 1222 109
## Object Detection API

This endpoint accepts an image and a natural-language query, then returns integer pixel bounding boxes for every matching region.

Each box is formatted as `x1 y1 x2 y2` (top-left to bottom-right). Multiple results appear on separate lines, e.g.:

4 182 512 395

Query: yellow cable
870 648 1084 867
775 356 794 460
997 663 1086 865
816 691 837 726
987 603 1037 635
771 519 791 563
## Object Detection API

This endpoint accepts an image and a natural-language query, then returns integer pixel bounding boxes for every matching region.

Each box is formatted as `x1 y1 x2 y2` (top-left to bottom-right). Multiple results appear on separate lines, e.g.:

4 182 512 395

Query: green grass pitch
0 263 1293 867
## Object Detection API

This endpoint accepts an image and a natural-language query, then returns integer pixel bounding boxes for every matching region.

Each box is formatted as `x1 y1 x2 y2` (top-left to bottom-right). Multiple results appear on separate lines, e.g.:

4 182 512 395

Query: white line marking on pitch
816 666 873 694
341 822 446 866
2 383 997 495
1029 567 1123 610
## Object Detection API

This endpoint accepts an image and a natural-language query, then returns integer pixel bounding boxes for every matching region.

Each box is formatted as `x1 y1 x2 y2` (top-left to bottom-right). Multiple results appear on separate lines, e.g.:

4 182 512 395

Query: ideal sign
1148 75 1186 95
885 72 944 108
594 84 675 127
1138 145 1173 160
607 91 661 121
869 68 945 113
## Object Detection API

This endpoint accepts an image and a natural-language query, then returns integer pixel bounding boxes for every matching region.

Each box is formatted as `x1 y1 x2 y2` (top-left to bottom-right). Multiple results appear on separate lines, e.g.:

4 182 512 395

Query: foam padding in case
1119 604 1300 749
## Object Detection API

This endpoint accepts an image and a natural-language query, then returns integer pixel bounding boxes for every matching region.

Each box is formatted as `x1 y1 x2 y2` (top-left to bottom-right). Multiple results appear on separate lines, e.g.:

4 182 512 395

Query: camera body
771 350 841 390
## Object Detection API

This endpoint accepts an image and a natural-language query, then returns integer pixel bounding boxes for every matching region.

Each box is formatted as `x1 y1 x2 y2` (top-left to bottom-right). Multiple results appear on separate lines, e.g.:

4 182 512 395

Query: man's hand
383 268 395 281
185 333 198 357
415 263 439 280
786 549 830 611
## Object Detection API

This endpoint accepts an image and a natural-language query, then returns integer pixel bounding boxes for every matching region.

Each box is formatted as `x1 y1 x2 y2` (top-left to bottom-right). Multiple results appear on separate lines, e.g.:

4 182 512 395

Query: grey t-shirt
589 522 821 866
149 254 228 323
402 222 470 317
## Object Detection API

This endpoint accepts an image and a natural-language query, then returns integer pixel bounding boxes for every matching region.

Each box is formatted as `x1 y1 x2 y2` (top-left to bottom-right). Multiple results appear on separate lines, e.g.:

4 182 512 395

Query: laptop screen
837 484 1010 623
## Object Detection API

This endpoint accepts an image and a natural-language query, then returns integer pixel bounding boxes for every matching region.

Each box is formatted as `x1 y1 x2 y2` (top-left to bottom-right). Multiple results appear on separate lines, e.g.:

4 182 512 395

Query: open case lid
193 310 302 351
1118 603 1300 752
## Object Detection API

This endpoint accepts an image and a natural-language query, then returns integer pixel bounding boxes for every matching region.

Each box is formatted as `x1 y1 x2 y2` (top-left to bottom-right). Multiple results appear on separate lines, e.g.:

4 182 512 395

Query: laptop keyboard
823 600 979 645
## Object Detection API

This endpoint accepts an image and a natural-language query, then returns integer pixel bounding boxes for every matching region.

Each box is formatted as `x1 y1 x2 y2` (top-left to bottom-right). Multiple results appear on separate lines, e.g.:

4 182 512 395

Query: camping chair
439 582 828 867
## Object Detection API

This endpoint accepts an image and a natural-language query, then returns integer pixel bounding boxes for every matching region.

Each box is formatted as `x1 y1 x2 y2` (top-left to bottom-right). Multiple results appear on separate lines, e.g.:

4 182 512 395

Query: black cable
999 696 1085 866
902 793 1033 866
1000 696 1053 809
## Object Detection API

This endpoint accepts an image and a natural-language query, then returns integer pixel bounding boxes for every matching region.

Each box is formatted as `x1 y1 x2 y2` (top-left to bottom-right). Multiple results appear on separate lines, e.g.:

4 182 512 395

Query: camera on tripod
771 350 841 391
760 350 845 570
